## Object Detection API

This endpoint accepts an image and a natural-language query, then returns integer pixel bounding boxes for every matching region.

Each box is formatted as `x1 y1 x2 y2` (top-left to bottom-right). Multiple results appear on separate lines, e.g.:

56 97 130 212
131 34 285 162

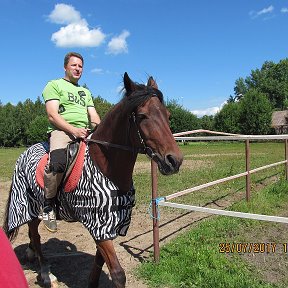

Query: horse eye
136 114 147 121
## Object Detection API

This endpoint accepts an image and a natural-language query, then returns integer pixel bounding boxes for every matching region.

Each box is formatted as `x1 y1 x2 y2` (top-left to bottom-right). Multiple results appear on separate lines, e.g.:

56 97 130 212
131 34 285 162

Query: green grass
134 141 286 206
136 180 288 288
1 141 288 287
134 141 288 288
0 147 25 181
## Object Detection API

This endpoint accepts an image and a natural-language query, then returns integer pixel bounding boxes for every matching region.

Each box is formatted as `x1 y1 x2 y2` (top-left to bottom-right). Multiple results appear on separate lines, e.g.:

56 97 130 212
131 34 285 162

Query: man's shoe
42 207 57 233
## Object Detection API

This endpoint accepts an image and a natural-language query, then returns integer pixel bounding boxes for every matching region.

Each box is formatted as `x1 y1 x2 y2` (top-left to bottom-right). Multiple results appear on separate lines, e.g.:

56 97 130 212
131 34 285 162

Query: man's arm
45 100 88 138
88 106 101 128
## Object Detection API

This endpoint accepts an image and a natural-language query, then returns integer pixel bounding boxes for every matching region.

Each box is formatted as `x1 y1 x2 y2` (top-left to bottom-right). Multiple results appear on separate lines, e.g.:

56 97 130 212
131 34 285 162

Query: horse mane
95 75 164 128
120 80 164 115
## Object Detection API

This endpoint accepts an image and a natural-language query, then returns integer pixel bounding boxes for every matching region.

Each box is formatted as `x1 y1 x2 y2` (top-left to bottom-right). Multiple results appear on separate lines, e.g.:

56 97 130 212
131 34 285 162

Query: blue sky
1 0 288 117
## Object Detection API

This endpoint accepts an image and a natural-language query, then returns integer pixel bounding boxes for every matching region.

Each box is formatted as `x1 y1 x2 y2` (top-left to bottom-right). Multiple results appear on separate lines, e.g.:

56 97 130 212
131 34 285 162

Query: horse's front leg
28 219 58 287
90 240 126 288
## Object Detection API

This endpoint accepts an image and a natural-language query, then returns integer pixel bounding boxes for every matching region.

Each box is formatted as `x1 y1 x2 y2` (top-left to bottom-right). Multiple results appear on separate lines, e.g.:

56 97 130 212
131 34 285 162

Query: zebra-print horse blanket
7 143 135 241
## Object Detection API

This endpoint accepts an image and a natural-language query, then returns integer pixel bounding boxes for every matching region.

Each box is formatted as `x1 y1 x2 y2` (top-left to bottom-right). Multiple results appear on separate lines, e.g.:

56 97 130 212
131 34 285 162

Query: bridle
85 94 160 161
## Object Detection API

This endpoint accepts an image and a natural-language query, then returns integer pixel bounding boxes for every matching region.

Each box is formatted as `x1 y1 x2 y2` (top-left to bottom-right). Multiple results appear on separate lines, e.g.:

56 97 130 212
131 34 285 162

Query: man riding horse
3 71 183 287
42 52 101 232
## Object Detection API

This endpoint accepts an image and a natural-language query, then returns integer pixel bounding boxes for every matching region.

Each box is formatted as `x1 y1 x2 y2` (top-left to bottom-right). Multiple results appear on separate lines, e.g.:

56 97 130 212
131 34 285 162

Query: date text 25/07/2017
218 243 288 253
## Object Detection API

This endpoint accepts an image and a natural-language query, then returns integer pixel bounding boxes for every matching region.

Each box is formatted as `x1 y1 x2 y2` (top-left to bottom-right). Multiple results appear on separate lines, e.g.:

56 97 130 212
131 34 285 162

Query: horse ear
124 72 136 94
147 76 158 89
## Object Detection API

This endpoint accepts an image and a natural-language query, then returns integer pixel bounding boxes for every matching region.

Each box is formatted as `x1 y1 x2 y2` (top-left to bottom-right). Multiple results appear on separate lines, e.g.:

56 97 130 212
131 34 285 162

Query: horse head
89 72 183 190
123 72 183 175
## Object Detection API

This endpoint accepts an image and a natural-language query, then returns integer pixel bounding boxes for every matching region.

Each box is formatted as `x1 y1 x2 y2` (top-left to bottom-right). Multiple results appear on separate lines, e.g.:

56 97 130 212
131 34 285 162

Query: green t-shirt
42 78 95 132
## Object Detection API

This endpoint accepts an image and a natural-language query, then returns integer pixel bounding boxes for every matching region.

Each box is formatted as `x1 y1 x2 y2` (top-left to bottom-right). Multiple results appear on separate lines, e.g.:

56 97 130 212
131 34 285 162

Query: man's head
63 52 84 85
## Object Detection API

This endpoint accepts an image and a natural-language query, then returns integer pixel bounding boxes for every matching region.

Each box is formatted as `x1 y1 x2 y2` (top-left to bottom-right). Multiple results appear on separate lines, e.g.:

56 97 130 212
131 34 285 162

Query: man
42 52 101 232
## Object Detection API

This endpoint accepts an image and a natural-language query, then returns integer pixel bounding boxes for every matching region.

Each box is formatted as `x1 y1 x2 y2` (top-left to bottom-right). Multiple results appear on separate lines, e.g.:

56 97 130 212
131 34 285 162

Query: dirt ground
1 177 288 288
1 180 217 288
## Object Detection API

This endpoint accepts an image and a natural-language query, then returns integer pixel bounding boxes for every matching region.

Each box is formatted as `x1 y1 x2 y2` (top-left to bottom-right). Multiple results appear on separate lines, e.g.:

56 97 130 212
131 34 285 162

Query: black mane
121 81 164 114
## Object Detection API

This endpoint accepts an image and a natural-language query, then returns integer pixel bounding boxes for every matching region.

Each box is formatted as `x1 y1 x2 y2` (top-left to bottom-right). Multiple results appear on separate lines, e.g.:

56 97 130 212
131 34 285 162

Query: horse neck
89 105 138 192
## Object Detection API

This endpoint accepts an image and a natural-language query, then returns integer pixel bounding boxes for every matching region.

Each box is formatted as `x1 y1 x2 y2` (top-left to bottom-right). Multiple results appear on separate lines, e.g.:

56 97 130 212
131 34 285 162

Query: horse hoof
41 271 58 287
26 246 35 261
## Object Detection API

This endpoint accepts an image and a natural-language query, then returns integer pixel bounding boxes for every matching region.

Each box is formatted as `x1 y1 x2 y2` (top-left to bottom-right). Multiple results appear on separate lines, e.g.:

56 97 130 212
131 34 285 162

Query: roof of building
271 111 288 127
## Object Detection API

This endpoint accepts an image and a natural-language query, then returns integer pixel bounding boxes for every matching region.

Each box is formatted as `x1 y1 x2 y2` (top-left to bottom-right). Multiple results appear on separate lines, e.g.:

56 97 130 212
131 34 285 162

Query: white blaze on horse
3 73 183 288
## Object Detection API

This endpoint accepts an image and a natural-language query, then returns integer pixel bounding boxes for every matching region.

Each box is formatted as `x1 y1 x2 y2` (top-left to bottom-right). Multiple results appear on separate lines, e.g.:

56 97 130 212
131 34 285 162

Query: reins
85 92 161 161
84 138 145 154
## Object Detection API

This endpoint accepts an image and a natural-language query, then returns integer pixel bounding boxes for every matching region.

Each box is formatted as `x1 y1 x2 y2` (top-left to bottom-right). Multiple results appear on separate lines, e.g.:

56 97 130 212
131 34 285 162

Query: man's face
64 56 83 84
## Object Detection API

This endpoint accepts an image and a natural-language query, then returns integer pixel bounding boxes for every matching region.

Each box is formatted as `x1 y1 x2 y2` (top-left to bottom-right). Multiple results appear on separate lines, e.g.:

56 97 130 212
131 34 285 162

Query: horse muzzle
154 153 183 175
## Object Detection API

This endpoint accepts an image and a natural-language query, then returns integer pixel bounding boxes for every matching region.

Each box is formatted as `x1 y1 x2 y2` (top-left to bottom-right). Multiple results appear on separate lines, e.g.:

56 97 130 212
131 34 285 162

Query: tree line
1 58 288 147
0 96 113 147
213 58 288 135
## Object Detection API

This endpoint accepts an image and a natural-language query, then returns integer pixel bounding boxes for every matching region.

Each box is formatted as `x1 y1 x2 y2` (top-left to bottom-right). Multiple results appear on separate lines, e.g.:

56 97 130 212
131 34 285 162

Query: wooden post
151 159 160 262
245 139 251 201
285 139 288 181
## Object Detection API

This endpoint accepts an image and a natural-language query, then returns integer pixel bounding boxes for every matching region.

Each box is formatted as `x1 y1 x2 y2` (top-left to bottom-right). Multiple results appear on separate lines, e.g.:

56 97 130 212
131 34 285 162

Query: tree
262 59 288 109
26 115 49 145
214 102 241 134
239 89 272 135
245 61 275 90
199 115 214 131
237 59 288 110
227 95 236 103
0 103 23 146
93 96 114 119
234 77 247 100
166 100 200 133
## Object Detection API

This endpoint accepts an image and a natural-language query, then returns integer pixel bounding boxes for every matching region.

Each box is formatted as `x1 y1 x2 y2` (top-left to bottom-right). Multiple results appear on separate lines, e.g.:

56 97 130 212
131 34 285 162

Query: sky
1 0 288 117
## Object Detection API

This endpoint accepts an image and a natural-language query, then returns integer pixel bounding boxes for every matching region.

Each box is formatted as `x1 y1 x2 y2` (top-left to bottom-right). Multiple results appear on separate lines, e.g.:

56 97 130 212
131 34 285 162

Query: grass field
134 141 288 288
1 141 288 287
0 147 25 181
134 141 286 206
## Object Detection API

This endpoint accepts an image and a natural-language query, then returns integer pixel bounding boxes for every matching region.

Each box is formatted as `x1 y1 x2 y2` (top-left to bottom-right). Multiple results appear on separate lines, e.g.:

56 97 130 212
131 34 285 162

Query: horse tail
2 183 19 242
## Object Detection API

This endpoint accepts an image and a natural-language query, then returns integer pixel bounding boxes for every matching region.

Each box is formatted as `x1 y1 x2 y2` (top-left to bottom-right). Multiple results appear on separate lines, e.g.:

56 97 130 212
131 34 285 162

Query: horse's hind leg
28 218 58 287
88 249 105 288
90 240 126 288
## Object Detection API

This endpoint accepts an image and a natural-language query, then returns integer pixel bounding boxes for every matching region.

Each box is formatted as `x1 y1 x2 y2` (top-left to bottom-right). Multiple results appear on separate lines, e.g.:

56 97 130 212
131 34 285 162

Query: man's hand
72 127 90 138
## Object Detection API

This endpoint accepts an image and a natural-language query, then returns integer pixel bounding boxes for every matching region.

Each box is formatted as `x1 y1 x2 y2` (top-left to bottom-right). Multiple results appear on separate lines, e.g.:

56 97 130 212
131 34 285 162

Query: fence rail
151 131 288 262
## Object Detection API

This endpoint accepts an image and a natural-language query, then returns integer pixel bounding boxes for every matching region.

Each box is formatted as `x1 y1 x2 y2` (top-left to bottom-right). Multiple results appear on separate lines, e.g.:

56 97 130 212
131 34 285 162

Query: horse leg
28 219 58 287
90 240 126 288
88 249 105 288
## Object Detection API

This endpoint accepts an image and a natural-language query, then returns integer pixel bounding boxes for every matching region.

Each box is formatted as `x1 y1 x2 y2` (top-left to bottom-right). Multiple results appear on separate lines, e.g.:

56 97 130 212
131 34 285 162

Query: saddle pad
36 154 48 189
35 142 87 193
64 141 86 192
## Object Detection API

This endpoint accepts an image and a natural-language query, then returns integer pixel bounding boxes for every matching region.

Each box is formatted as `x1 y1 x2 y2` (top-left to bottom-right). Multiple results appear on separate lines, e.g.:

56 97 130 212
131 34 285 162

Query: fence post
151 159 160 262
285 140 288 181
245 139 251 201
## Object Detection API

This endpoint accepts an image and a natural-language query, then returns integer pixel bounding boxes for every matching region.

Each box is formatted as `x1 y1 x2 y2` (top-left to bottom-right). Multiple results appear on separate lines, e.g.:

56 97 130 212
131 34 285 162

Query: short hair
64 52 84 67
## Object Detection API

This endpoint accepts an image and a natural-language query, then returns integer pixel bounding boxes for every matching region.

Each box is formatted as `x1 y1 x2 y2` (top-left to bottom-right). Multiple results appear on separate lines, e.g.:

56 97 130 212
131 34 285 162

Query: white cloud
281 7 288 13
191 102 226 117
47 4 130 53
91 68 104 74
106 30 130 55
116 85 123 93
48 4 106 48
48 3 81 24
257 5 274 16
249 5 274 19
51 20 105 47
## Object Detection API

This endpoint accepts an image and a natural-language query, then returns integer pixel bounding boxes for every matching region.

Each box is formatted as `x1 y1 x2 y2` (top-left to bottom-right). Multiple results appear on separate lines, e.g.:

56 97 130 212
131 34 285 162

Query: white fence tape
158 200 288 224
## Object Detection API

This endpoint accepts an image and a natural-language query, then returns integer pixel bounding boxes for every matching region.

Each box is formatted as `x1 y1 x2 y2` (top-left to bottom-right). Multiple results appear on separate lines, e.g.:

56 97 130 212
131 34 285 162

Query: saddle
36 140 87 192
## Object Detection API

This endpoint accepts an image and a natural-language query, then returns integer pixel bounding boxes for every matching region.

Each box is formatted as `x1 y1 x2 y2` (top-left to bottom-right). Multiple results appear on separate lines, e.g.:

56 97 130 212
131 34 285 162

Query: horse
2 72 183 288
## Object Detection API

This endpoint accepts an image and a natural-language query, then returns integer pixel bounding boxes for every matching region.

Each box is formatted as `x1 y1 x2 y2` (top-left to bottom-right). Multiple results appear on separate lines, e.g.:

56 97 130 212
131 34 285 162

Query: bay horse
2 72 183 287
